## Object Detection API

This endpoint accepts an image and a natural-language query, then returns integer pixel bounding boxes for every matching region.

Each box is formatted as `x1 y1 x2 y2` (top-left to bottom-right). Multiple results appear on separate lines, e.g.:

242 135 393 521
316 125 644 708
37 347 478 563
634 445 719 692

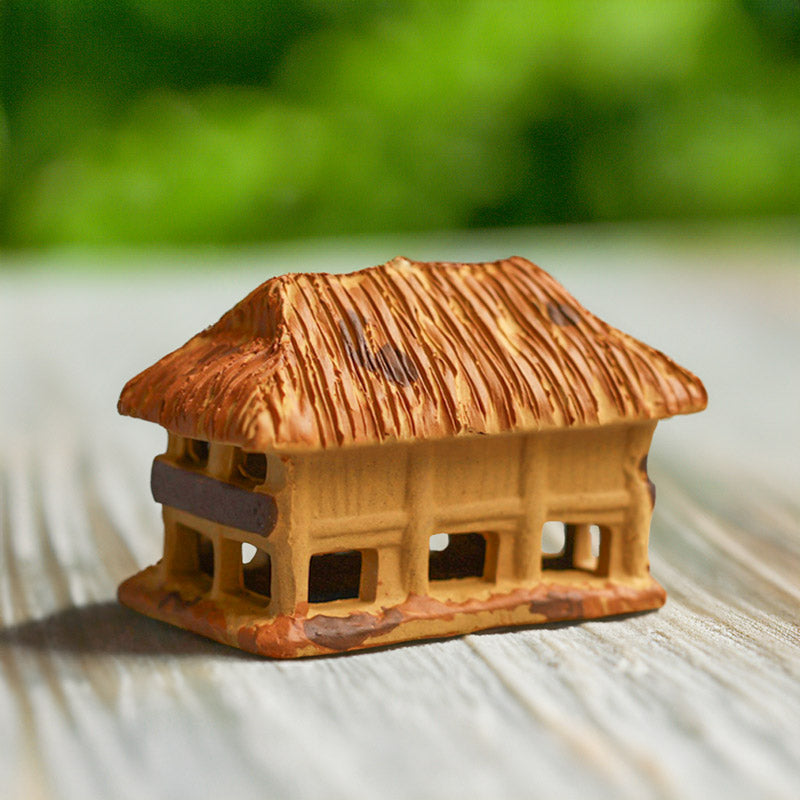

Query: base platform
118 565 666 658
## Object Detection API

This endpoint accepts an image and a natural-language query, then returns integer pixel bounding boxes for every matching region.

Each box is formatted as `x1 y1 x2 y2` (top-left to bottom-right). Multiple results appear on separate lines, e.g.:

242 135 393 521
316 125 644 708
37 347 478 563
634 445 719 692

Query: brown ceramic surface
119 564 666 659
118 256 707 452
116 256 706 658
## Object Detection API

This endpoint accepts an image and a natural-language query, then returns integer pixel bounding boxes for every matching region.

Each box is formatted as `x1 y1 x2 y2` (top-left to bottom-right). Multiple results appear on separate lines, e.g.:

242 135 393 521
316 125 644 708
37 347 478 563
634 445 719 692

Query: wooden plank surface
1 225 798 800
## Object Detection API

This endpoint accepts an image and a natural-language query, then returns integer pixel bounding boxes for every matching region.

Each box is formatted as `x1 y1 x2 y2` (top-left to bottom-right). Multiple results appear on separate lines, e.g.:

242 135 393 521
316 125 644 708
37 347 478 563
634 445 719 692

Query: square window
428 532 490 581
184 438 210 467
308 550 363 603
542 522 602 573
237 451 268 486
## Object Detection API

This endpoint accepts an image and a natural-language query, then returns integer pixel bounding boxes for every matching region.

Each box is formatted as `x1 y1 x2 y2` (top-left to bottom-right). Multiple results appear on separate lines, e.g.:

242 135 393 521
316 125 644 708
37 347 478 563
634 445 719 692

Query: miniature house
117 256 706 657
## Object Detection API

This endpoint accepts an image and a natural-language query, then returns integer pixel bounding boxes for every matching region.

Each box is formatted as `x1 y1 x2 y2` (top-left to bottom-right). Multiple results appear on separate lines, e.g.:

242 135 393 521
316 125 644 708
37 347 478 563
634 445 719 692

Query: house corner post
516 433 544 582
269 456 310 616
622 423 658 577
402 442 434 597
161 505 203 579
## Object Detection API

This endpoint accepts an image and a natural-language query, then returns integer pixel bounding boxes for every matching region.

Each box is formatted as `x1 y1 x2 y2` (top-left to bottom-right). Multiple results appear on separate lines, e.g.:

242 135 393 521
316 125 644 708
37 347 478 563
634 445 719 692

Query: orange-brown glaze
118 257 707 452
118 566 666 659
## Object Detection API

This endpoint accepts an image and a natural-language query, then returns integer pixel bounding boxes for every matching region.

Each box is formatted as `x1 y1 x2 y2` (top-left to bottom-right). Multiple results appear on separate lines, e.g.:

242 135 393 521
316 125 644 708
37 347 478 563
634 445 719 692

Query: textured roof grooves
118 256 707 450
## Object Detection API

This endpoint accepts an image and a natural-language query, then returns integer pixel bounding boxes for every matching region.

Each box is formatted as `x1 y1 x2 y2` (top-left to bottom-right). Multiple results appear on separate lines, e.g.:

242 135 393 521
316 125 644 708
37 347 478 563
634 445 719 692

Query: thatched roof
118 256 706 451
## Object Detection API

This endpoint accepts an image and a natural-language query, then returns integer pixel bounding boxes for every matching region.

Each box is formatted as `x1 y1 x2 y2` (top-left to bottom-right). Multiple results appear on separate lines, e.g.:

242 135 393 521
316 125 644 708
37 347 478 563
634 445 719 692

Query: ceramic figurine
117 256 706 657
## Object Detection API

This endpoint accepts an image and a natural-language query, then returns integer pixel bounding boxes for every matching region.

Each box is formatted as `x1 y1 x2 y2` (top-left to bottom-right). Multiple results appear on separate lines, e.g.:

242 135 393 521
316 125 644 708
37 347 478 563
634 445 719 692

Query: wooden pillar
621 423 657 577
161 507 198 578
516 433 545 582
166 433 184 460
566 524 594 571
374 545 404 605
160 439 184 581
207 444 235 481
268 456 308 615
403 442 434 596
485 532 503 585
359 548 379 602
212 535 242 597
205 445 239 597
597 525 624 578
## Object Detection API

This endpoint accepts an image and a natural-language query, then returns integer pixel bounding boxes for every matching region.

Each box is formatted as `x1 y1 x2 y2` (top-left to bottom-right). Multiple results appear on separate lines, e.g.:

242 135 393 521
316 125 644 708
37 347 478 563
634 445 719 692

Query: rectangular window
541 521 567 559
231 448 287 492
183 438 210 468
236 451 268 486
308 550 374 604
428 532 495 582
542 522 602 573
241 542 271 599
170 522 214 580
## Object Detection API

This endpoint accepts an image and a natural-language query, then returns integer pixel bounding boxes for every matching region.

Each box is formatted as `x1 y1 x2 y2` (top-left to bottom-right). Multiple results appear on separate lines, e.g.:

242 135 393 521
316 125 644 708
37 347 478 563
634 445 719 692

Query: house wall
157 433 293 607
156 422 657 617
291 422 656 611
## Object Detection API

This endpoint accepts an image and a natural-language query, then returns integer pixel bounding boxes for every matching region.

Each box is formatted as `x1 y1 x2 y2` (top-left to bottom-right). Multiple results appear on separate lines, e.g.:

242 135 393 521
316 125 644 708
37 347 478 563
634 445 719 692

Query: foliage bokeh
1 0 799 249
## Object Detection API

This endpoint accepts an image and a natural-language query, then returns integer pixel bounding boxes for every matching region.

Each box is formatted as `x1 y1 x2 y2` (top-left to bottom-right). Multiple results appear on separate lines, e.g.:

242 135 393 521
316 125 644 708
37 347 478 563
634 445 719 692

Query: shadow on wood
0 601 666 662
0 602 258 659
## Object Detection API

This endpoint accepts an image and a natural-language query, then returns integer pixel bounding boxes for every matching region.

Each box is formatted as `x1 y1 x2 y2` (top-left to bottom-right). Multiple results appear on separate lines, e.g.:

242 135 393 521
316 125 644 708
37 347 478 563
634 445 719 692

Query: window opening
185 438 210 467
238 452 267 484
242 542 257 564
542 522 602 573
198 532 214 577
541 521 566 556
172 522 214 579
308 550 363 603
428 532 488 581
429 533 450 552
590 525 601 558
242 543 271 598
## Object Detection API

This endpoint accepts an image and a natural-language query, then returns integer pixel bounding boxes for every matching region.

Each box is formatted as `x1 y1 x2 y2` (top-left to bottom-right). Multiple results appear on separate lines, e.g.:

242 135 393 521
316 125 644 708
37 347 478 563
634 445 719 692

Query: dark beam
151 459 277 537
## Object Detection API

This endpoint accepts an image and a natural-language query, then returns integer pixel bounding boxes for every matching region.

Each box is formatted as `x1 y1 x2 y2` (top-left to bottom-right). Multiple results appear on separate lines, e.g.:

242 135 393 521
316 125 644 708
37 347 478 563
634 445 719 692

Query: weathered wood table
1 225 798 800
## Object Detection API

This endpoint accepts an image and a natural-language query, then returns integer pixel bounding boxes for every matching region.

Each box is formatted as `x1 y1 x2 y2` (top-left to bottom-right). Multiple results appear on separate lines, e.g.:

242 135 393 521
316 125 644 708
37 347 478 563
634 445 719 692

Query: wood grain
1 226 798 799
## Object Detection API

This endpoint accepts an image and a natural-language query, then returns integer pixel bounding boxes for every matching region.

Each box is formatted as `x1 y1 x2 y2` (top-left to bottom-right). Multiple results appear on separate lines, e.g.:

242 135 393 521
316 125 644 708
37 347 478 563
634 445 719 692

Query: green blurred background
1 0 799 251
